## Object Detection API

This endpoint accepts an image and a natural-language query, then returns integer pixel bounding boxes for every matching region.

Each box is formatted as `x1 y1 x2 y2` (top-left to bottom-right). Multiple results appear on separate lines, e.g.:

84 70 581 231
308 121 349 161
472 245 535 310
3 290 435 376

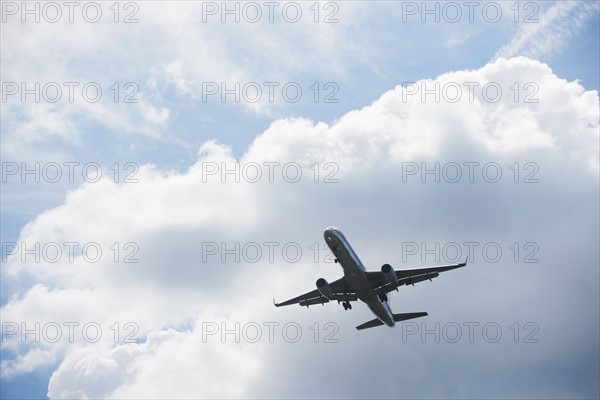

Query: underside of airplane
274 227 467 330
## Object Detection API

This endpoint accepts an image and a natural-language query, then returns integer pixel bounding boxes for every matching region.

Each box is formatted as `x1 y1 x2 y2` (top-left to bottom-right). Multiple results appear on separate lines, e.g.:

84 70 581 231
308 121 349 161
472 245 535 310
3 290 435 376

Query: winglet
273 298 279 307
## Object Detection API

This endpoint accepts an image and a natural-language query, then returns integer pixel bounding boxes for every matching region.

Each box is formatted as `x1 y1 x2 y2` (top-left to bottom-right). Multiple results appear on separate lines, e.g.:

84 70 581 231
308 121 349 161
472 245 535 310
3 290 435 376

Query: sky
1 1 599 399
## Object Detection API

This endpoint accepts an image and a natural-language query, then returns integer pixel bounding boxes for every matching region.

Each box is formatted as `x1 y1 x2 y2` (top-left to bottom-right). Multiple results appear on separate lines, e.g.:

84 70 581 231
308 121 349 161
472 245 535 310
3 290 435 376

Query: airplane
274 226 467 330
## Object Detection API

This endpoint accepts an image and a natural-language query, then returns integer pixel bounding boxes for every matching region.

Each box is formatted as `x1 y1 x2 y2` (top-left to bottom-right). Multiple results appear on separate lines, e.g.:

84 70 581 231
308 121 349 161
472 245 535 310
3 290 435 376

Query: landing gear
334 258 338 263
342 301 352 310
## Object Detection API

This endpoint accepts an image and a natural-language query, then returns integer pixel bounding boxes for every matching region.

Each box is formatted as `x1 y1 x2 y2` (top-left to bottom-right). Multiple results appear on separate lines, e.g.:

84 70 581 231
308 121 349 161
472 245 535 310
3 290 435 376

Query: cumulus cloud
1 57 598 398
48 326 264 399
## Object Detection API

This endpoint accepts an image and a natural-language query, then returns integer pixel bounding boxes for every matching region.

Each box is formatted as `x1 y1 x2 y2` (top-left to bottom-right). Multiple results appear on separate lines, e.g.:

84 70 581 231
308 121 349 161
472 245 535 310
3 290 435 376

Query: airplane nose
324 227 339 242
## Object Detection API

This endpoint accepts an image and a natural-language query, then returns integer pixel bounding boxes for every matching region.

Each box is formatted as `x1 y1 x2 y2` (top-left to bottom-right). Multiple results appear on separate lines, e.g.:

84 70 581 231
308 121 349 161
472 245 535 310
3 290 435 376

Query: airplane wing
274 277 358 308
366 260 467 295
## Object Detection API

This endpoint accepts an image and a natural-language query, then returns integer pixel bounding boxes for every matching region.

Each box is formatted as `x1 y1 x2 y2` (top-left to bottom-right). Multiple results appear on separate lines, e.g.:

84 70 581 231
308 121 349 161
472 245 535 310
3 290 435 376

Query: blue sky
1 1 599 399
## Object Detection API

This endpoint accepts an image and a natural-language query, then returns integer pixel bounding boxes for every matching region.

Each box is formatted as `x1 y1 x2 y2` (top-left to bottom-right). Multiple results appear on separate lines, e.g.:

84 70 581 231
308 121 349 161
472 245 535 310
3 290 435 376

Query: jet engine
316 278 332 299
381 263 398 284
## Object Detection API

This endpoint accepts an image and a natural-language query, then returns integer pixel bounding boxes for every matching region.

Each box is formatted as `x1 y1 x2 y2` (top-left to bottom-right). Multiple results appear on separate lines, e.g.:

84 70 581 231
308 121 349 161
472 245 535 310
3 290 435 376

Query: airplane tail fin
356 312 428 330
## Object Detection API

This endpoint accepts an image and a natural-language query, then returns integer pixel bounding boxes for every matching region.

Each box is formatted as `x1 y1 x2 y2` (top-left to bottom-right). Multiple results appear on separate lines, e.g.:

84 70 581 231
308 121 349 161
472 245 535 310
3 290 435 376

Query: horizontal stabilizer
393 312 428 322
356 312 428 330
356 318 385 330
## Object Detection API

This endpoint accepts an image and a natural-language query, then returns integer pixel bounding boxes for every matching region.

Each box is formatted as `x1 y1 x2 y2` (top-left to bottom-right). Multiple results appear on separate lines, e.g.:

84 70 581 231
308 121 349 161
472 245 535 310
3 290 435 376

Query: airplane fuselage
324 226 395 327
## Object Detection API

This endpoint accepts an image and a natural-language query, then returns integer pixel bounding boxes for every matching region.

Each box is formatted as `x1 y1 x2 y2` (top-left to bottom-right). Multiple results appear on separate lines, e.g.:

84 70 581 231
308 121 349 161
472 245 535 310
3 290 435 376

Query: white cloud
1 57 598 398
1 2 371 161
47 328 262 399
1 347 56 379
494 1 599 60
